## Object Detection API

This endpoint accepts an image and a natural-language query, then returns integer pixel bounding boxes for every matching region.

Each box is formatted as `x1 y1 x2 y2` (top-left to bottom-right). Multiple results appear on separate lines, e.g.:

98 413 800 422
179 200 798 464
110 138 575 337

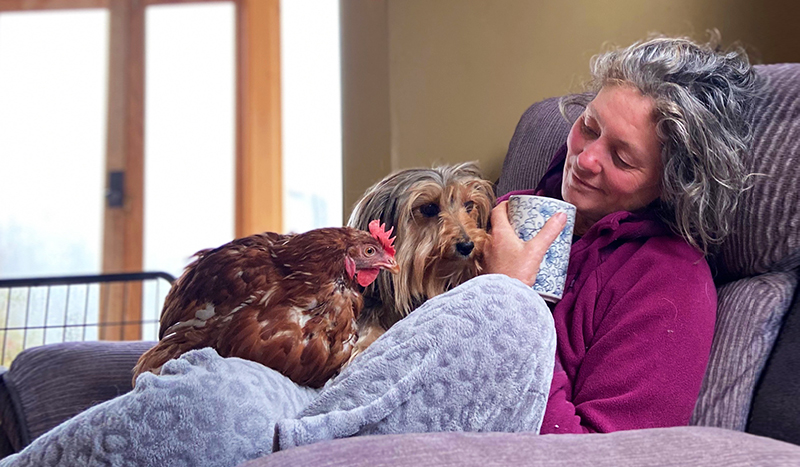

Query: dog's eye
464 201 474 213
419 203 440 217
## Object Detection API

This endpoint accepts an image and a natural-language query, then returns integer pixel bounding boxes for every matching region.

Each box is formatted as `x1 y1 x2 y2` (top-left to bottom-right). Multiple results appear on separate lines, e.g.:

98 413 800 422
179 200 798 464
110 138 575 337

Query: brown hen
133 221 398 388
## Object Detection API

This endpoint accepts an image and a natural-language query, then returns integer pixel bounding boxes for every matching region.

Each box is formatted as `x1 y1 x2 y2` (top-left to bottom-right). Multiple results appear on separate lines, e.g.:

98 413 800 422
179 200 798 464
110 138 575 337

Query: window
0 0 343 350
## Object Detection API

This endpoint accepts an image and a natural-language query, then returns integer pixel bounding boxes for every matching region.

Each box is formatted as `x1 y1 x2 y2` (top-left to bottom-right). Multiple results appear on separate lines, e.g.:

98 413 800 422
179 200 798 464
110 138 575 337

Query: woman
1 35 761 466
488 35 760 433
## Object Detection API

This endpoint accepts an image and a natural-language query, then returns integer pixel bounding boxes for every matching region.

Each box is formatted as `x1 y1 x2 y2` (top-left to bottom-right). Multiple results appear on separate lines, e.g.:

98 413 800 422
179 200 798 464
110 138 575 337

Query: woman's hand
483 201 567 287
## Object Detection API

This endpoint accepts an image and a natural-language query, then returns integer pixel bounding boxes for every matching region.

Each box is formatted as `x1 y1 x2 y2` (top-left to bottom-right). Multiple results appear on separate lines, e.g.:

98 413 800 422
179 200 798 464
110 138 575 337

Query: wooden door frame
236 0 282 239
0 0 282 339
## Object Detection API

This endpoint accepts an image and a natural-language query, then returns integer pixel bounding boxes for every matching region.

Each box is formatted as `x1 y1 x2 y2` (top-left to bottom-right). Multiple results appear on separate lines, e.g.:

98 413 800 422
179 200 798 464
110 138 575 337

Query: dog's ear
349 180 400 237
381 191 400 232
471 179 495 231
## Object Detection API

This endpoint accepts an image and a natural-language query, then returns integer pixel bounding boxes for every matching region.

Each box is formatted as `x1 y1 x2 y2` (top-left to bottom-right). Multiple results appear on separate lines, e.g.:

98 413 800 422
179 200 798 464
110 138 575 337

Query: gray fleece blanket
0 275 555 467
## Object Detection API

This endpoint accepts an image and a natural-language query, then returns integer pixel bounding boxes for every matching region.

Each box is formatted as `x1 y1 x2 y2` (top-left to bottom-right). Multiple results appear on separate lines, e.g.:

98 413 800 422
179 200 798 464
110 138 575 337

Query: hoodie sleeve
540 236 717 434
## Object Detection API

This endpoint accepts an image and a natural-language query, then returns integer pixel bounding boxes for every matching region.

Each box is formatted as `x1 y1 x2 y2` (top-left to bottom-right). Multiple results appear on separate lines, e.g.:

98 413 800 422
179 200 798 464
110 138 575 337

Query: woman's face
562 85 663 232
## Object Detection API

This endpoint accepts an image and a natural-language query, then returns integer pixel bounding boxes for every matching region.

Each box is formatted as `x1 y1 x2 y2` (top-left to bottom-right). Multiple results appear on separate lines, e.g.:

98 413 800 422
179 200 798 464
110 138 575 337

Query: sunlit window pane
0 10 109 279
281 0 343 233
144 3 236 280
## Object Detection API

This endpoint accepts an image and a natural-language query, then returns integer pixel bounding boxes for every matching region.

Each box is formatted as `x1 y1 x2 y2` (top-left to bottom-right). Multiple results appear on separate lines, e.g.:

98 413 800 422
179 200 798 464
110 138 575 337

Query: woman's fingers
484 203 568 287
525 212 567 257
489 201 514 234
483 202 528 282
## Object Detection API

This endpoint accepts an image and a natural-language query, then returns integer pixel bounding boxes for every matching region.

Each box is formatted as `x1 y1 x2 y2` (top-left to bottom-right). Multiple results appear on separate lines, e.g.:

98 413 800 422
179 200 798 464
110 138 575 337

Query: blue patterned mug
508 195 576 302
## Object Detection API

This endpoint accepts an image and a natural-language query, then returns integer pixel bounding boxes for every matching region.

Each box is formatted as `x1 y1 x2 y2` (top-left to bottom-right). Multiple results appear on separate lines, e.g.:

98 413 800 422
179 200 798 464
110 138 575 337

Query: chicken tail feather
132 340 187 387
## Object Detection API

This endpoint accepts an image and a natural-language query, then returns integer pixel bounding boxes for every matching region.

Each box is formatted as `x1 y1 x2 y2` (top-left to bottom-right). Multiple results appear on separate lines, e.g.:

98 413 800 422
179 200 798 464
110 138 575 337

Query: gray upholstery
717 64 800 281
0 340 153 452
748 270 800 444
691 64 800 430
496 64 800 433
246 427 800 467
495 95 574 197
693 271 798 429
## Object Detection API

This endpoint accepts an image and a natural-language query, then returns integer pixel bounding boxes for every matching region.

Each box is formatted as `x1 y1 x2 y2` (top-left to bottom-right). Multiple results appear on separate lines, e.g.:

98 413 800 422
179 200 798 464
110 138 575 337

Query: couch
1 63 799 466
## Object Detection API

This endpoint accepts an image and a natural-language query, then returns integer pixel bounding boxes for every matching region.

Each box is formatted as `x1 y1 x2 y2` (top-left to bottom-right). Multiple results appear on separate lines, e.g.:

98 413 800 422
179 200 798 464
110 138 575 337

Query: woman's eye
581 117 598 138
464 201 475 213
419 203 440 217
365 247 376 256
613 152 633 169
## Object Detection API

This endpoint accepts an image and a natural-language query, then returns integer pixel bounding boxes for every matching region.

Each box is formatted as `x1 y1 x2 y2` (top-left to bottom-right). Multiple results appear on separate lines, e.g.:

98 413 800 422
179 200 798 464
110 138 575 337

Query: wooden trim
236 0 282 238
101 0 145 340
144 0 229 5
0 0 227 11
0 0 107 11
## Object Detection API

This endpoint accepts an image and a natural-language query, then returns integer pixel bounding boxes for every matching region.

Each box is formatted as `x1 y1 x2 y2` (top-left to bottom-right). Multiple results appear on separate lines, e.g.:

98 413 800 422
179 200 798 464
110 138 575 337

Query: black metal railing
0 272 175 366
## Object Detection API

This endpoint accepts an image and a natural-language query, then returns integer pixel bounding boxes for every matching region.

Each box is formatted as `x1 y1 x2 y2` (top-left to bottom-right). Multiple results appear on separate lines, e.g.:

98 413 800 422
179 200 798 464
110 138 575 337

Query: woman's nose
576 141 603 174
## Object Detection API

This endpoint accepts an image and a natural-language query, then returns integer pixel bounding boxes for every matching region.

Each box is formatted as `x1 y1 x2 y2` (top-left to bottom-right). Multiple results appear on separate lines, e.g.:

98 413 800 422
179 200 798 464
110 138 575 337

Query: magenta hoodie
498 145 716 434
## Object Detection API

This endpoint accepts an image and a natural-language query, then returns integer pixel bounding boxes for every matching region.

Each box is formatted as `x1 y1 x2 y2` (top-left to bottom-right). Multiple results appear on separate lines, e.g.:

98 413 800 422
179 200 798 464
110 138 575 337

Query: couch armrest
748 268 800 444
243 426 800 467
0 340 154 454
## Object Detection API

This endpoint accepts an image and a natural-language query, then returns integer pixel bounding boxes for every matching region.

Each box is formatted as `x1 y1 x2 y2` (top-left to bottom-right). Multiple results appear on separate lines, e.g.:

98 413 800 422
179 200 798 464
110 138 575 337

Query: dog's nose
456 241 475 257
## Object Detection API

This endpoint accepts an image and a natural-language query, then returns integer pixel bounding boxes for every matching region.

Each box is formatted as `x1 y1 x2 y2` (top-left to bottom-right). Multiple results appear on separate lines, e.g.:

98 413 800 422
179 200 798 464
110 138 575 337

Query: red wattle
356 268 380 287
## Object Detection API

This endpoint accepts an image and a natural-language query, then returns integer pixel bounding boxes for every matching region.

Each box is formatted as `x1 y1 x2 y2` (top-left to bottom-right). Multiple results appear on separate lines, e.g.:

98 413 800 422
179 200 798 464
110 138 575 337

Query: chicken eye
364 246 376 256
419 203 440 217
464 201 475 213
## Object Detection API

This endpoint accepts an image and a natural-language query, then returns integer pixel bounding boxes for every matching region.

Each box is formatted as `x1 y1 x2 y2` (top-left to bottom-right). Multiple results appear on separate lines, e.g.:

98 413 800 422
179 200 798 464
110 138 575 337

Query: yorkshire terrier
347 162 495 359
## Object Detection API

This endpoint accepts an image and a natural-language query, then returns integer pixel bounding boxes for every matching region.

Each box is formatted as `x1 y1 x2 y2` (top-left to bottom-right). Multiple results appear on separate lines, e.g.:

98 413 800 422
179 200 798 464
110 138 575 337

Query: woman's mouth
571 172 600 191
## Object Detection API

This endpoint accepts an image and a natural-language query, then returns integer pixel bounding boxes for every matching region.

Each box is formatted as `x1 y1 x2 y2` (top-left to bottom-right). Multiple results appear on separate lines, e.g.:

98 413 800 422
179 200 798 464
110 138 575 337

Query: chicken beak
383 257 400 274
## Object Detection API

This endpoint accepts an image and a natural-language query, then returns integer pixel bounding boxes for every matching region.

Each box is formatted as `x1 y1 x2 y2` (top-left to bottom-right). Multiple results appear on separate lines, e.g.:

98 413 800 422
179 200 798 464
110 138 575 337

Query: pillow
691 271 797 430
747 270 800 444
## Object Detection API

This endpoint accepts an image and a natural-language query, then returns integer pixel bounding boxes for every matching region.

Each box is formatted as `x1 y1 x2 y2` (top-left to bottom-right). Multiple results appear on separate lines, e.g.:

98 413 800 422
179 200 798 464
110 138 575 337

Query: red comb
368 219 396 257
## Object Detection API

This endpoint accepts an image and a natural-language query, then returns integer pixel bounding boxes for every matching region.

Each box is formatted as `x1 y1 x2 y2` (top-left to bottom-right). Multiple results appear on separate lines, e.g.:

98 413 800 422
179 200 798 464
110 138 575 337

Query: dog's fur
347 162 495 358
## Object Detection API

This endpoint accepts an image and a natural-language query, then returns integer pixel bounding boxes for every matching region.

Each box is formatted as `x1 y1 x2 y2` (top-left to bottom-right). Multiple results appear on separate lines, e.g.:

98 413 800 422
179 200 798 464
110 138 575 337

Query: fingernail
556 212 567 223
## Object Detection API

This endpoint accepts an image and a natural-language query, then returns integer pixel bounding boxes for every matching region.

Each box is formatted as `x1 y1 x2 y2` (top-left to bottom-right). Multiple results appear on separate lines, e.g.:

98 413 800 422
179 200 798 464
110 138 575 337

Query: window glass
143 2 236 282
281 0 343 233
0 10 109 278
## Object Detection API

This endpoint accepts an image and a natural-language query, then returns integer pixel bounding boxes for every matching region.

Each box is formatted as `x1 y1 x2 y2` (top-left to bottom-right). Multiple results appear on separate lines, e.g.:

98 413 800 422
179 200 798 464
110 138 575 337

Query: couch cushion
244 426 800 467
691 271 798 430
747 269 800 444
715 64 800 282
495 96 574 197
1 340 153 448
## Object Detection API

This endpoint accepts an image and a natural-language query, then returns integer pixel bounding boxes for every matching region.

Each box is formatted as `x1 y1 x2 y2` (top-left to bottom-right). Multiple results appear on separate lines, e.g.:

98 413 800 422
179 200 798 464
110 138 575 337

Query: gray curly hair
561 34 762 254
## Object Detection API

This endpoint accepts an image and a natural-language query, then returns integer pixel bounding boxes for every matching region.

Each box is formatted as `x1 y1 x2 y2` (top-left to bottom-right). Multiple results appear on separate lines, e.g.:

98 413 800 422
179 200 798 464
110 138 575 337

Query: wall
341 0 800 220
